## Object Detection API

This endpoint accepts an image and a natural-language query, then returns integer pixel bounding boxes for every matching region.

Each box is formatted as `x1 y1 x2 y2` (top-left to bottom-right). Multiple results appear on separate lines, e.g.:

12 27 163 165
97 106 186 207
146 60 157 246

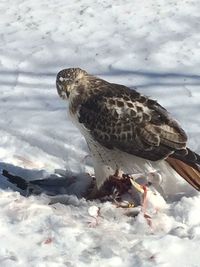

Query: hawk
56 68 200 194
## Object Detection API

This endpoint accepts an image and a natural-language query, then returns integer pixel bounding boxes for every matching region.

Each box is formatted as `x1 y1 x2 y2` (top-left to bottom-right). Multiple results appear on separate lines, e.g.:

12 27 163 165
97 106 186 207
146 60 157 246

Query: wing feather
78 83 187 162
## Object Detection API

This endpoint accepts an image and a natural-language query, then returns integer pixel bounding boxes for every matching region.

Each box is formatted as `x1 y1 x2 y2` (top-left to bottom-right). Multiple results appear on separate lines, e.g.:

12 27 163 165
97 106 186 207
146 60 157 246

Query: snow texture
0 0 200 266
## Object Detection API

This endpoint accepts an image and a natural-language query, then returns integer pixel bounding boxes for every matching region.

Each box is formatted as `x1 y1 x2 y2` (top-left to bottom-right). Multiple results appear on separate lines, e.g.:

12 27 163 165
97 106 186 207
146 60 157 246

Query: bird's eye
75 80 79 84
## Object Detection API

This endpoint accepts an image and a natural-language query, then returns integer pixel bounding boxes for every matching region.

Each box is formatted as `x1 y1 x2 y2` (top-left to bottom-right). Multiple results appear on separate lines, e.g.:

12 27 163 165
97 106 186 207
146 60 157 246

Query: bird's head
56 68 88 100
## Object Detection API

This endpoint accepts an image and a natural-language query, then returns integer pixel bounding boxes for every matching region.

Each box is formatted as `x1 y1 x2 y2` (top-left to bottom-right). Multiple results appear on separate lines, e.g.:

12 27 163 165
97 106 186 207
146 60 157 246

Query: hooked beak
56 81 70 99
66 91 70 98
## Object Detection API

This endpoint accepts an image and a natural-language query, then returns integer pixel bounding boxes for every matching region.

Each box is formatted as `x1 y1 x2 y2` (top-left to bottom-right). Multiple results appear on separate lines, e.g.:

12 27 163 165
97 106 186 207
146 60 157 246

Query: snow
0 0 200 266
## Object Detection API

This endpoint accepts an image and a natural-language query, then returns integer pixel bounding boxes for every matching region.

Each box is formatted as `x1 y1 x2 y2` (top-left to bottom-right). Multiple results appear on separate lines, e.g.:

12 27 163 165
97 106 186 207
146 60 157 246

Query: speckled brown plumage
56 68 200 191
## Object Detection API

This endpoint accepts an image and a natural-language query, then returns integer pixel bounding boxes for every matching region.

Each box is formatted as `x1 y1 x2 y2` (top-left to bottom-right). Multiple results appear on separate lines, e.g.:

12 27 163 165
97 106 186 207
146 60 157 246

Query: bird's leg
129 178 152 225
88 206 101 227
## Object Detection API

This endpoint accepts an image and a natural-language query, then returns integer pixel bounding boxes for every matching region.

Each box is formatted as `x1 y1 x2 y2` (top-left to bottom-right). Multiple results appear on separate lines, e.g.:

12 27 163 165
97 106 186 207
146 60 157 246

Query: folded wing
78 83 200 190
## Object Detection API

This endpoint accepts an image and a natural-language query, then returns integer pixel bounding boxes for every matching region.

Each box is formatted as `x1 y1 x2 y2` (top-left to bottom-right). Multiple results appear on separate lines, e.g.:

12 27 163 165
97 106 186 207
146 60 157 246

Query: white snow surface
0 0 200 266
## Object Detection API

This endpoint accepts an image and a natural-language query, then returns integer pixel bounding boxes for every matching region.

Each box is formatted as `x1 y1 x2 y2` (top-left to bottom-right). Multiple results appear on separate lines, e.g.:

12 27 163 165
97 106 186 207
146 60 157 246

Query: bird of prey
56 68 200 194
